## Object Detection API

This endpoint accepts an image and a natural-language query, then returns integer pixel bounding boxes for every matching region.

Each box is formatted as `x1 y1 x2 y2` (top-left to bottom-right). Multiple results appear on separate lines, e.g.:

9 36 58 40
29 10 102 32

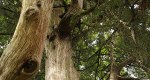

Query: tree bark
0 0 53 80
45 0 83 80
45 37 79 80
109 45 119 80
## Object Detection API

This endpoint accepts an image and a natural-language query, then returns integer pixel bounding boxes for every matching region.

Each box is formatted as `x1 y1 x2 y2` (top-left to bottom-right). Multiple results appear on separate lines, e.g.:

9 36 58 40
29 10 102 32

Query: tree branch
0 32 13 35
0 7 15 13
117 58 135 71
118 76 140 80
95 28 118 79
77 60 97 71
74 28 118 62
76 2 103 19
140 64 150 73
136 61 150 73
77 5 96 18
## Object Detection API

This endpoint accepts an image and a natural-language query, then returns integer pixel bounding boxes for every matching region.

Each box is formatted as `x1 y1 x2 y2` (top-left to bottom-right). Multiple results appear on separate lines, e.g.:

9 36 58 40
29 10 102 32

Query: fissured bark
0 0 53 80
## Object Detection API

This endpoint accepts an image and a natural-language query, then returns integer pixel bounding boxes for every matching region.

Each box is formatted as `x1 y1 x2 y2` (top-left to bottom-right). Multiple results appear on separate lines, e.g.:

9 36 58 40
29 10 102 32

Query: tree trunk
45 37 79 80
110 64 119 80
109 44 119 80
45 8 79 79
0 0 53 80
45 0 83 80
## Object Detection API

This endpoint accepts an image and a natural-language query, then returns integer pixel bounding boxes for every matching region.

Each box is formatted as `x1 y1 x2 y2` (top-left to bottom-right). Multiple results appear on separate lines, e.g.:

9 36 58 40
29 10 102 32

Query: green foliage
0 0 150 79
0 35 10 56
35 53 46 80
64 0 71 5
73 0 150 79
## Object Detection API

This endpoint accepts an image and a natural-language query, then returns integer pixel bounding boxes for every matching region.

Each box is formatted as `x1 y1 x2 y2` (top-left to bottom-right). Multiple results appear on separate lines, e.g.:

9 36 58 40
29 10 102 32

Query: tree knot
25 6 39 18
21 59 39 75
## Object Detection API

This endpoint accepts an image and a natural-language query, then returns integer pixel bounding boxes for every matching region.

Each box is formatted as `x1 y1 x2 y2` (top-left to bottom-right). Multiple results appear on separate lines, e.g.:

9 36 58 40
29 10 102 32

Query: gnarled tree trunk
0 0 53 80
45 0 83 80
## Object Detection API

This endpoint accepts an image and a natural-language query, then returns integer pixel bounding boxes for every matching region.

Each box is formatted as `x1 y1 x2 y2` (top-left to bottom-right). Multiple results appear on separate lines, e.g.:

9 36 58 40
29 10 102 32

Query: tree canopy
0 0 150 80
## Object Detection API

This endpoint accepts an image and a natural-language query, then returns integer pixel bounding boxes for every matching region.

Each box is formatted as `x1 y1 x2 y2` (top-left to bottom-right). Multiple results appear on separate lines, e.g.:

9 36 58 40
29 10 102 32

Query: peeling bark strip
0 0 53 80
